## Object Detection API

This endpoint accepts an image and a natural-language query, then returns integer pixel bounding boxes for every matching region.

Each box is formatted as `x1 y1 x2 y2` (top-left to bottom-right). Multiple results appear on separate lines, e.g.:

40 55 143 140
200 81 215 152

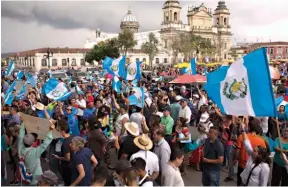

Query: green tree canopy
141 32 159 67
85 38 120 63
118 29 137 56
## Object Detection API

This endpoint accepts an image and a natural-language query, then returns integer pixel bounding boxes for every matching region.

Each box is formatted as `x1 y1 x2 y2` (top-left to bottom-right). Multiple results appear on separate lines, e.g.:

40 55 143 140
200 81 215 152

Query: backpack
15 149 39 184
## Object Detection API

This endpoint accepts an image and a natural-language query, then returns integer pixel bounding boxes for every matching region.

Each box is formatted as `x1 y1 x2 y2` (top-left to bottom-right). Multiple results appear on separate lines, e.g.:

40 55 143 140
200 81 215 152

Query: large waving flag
125 61 142 81
42 78 72 101
4 81 16 105
5 60 15 76
128 87 144 108
16 82 27 100
112 76 122 93
205 48 277 117
102 56 126 78
76 84 84 95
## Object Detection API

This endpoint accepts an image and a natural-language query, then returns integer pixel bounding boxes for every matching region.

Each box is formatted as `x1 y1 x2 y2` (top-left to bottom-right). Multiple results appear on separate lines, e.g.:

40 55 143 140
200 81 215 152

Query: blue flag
128 87 144 108
125 61 142 81
181 58 197 75
205 48 277 117
6 60 15 76
27 74 37 87
102 56 126 78
16 83 27 100
112 76 122 93
4 81 16 105
16 71 24 80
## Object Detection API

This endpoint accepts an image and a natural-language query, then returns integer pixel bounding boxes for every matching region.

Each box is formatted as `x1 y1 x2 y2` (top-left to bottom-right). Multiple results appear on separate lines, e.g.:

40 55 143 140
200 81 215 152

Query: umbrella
269 66 280 80
169 74 206 84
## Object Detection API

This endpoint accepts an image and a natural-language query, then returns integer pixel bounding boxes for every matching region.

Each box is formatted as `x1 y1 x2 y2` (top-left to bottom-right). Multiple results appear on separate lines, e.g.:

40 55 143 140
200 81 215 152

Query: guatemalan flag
205 48 277 117
102 56 126 78
5 60 15 76
128 87 144 108
125 61 142 81
16 71 24 80
4 81 16 105
182 58 197 75
16 82 27 100
42 78 72 101
112 76 122 93
27 73 37 87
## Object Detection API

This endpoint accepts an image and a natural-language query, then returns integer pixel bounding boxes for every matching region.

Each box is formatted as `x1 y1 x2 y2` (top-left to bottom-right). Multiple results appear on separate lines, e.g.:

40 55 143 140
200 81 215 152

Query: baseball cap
35 170 59 185
175 95 183 101
23 134 36 146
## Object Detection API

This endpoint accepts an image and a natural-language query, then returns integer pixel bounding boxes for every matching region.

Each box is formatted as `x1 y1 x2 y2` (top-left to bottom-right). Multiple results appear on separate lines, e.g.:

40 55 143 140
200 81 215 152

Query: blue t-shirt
83 108 96 120
274 138 288 167
71 148 93 186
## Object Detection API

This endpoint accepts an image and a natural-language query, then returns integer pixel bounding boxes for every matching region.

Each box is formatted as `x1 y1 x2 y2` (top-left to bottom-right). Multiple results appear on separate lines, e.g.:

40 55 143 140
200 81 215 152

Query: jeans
202 167 220 186
271 162 288 186
225 145 234 178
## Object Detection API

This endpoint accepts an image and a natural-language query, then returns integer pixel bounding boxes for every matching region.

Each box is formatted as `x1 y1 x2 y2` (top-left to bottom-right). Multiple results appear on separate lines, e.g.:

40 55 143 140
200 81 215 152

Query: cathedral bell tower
213 1 232 60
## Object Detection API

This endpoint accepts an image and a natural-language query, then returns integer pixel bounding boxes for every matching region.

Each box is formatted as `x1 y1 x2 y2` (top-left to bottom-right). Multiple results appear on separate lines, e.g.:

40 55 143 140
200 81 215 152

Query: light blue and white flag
76 84 84 95
87 73 92 81
4 81 16 105
5 60 15 76
205 48 277 117
128 87 144 108
16 71 24 80
112 76 122 93
131 79 138 87
102 56 126 78
182 58 197 75
47 70 51 78
42 78 72 101
125 61 142 81
16 82 27 100
27 74 37 87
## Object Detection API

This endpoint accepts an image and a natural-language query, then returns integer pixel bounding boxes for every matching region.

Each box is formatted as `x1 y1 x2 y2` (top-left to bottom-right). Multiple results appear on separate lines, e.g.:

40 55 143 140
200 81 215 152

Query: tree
170 37 181 64
85 38 120 63
141 33 159 68
118 29 137 56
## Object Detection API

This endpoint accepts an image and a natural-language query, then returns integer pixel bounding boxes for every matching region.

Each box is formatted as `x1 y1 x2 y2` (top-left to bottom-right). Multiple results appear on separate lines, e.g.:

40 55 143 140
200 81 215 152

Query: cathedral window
52 59 58 66
217 18 219 25
270 48 274 54
174 12 178 21
224 53 227 59
224 43 227 49
224 18 227 26
164 40 168 48
143 58 146 62
164 58 168 63
80 59 85 66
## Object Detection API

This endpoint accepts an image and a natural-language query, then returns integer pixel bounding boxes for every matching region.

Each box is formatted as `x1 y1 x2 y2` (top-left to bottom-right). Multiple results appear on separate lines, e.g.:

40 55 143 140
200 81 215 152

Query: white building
85 0 232 65
9 48 92 72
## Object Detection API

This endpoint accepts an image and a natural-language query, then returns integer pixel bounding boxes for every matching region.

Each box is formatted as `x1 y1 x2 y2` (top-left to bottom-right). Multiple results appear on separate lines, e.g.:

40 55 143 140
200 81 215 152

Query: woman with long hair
240 121 271 186
271 127 288 186
70 136 98 186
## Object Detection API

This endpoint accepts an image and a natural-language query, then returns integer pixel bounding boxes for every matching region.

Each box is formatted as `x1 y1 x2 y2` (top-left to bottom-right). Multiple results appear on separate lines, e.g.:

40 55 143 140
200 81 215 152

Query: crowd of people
1 64 288 187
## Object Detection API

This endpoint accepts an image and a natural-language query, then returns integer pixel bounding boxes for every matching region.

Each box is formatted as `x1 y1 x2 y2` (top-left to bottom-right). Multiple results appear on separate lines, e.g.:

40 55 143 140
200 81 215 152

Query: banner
19 112 62 140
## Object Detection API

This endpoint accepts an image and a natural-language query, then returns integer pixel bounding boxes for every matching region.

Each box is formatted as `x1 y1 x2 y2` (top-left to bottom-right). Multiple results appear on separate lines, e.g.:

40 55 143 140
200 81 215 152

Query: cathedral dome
122 9 137 22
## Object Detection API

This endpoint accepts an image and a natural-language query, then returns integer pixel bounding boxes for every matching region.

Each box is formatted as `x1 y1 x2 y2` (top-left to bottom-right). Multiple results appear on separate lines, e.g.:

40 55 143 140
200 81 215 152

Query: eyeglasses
66 108 72 111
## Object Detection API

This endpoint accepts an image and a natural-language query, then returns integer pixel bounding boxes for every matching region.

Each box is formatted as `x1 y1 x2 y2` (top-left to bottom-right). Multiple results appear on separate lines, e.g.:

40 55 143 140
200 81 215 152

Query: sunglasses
66 108 72 111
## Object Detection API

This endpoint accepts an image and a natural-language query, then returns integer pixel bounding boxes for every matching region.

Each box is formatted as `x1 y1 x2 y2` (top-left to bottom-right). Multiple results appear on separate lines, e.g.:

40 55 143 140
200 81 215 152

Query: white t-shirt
115 113 129 136
76 99 86 116
179 106 192 124
130 150 159 175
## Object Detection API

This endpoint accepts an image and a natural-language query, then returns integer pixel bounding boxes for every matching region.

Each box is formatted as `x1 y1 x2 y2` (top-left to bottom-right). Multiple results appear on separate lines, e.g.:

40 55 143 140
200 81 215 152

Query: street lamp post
43 48 53 70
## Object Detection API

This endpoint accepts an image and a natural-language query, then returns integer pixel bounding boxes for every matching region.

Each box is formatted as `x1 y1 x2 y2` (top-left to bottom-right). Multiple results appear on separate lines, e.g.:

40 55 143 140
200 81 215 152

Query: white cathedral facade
84 0 232 66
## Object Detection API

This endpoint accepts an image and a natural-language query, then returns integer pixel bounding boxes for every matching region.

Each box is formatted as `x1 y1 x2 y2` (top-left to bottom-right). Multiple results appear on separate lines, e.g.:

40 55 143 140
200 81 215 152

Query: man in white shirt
130 134 159 180
76 94 86 128
178 99 192 125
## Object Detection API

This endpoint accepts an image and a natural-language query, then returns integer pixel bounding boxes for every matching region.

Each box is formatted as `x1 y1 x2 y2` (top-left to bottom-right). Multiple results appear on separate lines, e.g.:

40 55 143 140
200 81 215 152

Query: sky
1 0 288 53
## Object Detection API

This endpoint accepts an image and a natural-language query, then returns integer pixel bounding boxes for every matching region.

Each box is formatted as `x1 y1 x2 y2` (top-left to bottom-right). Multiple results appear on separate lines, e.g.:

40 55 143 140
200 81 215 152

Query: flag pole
272 118 282 149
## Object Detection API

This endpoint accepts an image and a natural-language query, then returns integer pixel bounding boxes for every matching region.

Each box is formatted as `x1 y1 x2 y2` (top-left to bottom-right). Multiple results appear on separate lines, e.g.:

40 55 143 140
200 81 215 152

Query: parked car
50 71 69 82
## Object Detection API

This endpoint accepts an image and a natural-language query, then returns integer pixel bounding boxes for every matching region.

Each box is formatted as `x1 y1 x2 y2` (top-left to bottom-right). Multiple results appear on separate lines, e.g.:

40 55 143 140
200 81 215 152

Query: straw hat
134 134 153 150
35 102 45 110
124 122 139 137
